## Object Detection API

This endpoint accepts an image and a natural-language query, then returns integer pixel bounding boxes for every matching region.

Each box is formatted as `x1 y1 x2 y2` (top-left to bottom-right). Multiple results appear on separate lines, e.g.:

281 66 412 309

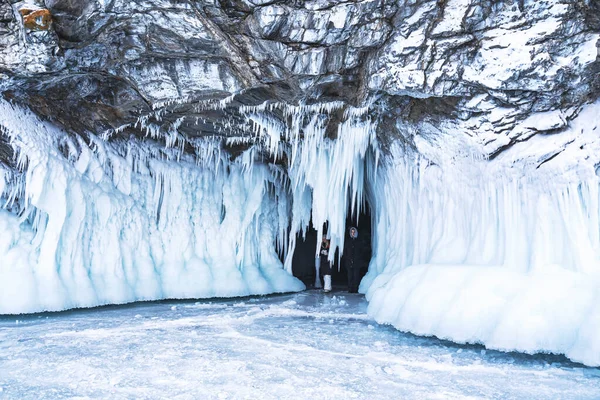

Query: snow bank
368 264 600 367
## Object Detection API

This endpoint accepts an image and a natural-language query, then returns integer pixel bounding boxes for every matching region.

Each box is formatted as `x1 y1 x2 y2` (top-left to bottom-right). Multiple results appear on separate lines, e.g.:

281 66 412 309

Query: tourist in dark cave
319 236 332 292
344 226 363 293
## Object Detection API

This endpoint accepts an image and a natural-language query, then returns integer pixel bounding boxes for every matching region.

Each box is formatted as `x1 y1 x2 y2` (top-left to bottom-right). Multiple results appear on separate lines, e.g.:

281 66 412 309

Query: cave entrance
291 205 372 291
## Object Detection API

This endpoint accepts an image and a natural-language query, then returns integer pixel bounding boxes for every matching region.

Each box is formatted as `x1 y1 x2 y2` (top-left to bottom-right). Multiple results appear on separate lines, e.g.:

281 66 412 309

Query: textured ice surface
2 94 600 368
0 101 305 314
0 99 374 314
367 265 600 367
1 292 599 400
363 102 600 367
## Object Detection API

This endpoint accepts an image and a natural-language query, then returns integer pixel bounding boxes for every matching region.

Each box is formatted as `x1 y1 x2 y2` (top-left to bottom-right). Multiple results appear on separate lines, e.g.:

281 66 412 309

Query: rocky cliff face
0 0 599 169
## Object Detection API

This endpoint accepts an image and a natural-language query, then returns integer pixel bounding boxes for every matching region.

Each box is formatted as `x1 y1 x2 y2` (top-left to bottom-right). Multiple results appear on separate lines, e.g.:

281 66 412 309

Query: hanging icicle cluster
0 97 379 314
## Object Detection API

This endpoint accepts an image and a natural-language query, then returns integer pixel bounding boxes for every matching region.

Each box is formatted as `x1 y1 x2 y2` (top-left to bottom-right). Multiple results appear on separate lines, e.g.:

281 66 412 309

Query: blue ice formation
364 101 600 367
2 97 600 367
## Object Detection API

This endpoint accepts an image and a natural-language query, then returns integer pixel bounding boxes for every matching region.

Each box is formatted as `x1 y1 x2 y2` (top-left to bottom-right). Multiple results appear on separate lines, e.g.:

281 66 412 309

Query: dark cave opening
291 205 372 291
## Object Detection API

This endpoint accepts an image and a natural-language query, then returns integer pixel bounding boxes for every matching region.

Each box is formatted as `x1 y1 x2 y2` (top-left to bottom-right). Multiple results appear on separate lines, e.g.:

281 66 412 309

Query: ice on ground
1 292 599 400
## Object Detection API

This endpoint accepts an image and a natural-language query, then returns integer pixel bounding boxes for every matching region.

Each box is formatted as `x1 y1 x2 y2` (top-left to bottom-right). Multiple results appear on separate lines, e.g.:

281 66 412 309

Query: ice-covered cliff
1 0 600 366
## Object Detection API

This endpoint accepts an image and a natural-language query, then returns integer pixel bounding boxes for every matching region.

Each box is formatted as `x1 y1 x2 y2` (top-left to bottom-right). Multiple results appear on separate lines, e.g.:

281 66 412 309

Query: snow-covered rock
521 110 567 132
0 0 596 149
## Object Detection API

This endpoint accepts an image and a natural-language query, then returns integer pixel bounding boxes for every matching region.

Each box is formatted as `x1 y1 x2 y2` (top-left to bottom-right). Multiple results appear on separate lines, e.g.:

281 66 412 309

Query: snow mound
367 264 600 367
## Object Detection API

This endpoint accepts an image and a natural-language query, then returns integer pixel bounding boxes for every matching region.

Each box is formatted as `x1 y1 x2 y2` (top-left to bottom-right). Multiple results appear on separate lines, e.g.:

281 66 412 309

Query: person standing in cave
344 226 362 293
319 236 332 292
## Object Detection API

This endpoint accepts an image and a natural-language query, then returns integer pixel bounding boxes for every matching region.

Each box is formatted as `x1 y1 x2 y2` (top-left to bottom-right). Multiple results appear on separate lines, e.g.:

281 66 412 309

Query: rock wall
0 0 598 167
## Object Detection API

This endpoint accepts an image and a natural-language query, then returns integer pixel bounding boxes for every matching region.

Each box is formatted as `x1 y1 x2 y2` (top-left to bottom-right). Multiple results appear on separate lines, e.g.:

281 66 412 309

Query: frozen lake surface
1 290 600 400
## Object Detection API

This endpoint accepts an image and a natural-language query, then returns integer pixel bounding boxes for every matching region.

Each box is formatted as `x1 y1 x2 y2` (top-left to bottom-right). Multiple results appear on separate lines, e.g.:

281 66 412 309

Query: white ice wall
364 101 600 366
3 94 600 367
0 99 376 315
0 101 304 314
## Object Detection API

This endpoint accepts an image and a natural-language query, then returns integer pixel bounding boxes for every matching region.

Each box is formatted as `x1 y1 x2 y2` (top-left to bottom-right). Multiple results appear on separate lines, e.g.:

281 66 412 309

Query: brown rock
19 8 52 31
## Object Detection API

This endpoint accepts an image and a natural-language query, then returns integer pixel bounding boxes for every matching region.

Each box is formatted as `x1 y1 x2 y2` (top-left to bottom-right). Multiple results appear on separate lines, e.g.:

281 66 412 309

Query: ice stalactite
0 100 308 314
239 102 376 269
0 99 378 314
364 101 600 366
6 89 600 367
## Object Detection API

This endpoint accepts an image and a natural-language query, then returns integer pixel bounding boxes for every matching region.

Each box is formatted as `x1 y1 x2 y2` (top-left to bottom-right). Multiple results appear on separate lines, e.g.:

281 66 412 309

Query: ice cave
0 0 600 398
